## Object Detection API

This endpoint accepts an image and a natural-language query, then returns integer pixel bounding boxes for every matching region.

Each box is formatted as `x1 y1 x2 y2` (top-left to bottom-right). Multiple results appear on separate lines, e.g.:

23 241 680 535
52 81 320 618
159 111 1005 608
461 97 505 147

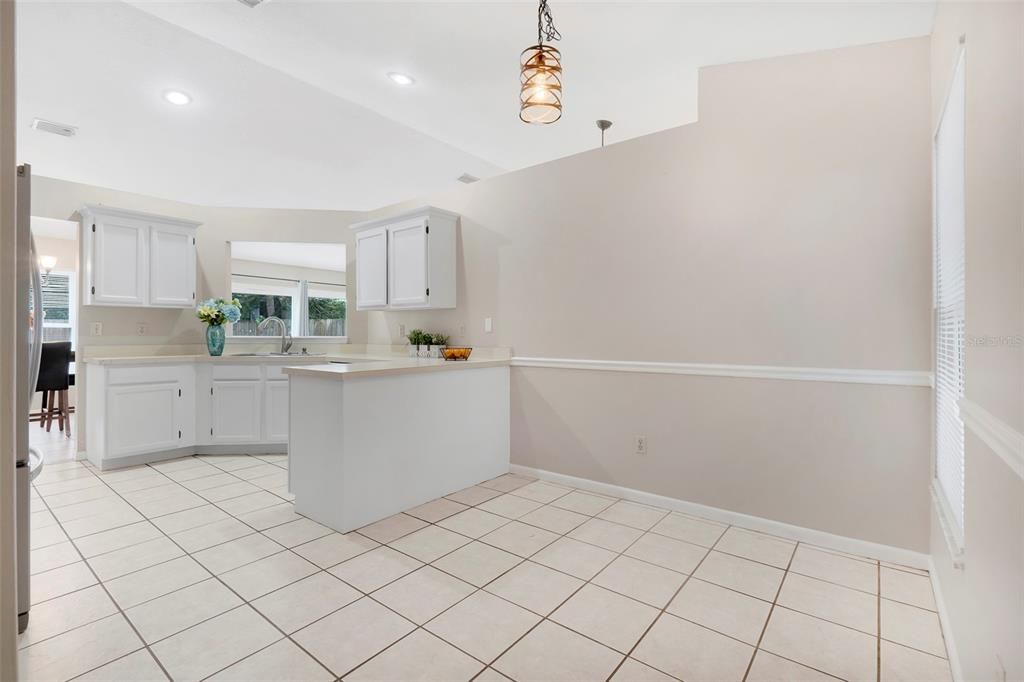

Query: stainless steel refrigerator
15 162 45 633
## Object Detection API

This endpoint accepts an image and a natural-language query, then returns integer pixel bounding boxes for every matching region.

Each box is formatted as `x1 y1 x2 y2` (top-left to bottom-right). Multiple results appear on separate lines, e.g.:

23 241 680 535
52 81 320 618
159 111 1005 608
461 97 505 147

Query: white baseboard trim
928 556 965 682
510 464 930 569
510 356 933 387
960 398 1024 480
87 444 288 471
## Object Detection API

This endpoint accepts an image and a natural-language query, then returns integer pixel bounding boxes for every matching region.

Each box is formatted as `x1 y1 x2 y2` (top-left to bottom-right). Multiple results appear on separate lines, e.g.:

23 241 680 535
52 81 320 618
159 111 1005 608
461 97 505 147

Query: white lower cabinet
86 360 296 470
86 363 195 467
264 381 290 442
211 381 263 444
106 382 183 457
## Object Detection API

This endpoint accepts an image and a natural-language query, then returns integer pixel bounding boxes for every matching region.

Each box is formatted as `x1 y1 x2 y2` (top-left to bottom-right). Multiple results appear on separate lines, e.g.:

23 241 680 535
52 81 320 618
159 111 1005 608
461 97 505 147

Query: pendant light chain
537 0 561 45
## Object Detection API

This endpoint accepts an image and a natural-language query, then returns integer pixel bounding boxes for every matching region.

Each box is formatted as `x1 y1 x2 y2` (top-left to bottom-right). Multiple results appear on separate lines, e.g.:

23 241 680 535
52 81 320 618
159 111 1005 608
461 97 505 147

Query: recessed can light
387 72 415 86
163 90 192 105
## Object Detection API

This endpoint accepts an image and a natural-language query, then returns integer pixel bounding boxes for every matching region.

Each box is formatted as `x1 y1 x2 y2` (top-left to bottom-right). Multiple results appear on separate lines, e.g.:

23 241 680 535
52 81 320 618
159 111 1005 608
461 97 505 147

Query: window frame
228 275 348 342
931 43 967 563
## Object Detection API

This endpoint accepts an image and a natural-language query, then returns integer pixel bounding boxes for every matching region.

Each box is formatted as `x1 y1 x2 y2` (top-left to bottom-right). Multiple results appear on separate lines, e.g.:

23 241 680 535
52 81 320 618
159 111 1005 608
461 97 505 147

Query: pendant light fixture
519 0 562 124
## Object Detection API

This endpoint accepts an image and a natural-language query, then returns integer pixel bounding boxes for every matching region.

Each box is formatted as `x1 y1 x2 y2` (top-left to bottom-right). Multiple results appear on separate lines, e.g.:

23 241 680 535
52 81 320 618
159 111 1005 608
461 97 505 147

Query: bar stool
36 341 72 438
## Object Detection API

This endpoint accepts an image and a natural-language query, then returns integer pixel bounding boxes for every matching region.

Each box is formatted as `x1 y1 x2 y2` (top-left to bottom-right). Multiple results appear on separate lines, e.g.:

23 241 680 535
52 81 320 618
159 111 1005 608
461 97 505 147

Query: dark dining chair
36 341 73 438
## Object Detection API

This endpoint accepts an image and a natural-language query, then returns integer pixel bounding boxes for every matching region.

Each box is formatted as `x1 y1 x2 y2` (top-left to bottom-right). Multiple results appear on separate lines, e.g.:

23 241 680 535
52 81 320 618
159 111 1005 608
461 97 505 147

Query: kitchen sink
230 352 326 357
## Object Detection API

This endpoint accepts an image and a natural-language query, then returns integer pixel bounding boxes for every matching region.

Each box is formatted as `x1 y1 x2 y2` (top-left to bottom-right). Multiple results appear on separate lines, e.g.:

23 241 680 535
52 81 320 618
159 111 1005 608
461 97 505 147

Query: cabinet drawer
264 365 297 381
108 365 186 386
211 365 262 381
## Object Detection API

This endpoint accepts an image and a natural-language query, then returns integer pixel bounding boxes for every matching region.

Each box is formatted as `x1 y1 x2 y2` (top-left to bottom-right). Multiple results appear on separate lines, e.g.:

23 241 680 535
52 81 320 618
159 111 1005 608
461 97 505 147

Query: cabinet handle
178 430 181 439
178 388 181 397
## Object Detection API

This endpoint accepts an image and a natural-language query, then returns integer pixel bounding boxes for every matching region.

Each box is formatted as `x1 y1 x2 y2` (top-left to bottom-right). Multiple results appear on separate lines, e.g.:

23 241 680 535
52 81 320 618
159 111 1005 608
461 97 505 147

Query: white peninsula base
286 361 510 533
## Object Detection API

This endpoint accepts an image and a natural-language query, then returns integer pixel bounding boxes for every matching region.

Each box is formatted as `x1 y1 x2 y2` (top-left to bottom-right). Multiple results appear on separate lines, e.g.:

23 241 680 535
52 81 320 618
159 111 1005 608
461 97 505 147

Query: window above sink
228 240 347 342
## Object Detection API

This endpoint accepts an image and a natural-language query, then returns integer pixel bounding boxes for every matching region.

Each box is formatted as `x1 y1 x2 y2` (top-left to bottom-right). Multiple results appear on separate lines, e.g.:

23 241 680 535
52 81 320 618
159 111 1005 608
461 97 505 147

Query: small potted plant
407 329 425 357
429 333 450 358
196 298 241 356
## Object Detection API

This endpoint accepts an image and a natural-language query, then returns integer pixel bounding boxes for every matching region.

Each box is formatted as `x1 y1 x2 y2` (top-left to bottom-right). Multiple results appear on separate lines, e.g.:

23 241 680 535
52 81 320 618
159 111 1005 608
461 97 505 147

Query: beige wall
29 175 364 449
229 259 346 288
928 3 1024 680
353 38 934 550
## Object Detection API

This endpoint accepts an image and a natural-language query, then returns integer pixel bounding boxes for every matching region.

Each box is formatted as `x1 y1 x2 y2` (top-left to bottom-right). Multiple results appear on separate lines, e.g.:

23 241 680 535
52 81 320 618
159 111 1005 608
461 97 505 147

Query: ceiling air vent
457 173 480 184
31 118 77 137
236 0 267 7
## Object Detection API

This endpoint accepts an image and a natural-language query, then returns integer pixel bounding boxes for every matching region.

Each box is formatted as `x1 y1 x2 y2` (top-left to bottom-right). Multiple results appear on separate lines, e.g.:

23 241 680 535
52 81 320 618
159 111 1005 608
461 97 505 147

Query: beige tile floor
20 453 953 682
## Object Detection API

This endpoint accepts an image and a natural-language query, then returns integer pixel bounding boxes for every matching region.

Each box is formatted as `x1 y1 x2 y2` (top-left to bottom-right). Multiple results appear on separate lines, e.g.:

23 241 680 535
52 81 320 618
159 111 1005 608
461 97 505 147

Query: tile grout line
30 477 178 682
741 539 799 681
603 518 728 682
29 462 944 682
336 488 672 680
39 455 338 682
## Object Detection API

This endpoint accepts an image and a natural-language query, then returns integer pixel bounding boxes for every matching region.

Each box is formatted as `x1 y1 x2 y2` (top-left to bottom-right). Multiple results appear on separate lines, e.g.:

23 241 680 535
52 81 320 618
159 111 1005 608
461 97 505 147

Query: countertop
281 356 509 380
84 353 392 366
85 350 510 378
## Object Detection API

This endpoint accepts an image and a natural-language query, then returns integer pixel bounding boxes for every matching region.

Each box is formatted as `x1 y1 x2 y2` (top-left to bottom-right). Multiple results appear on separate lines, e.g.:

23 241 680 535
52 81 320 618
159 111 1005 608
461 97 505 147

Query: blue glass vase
206 324 225 357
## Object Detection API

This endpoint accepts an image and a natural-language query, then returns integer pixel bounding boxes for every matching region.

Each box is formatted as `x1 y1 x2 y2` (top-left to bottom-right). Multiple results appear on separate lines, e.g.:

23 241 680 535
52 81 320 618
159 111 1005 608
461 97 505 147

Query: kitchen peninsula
283 355 510 533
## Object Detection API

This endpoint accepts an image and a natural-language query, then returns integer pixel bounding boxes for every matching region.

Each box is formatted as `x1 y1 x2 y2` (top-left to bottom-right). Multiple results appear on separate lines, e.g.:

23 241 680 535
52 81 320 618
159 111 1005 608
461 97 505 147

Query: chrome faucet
257 316 292 354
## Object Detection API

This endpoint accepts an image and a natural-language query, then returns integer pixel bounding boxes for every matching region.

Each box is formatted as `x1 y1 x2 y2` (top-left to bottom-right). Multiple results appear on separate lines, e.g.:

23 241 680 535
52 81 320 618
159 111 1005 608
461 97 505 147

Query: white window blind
934 48 966 537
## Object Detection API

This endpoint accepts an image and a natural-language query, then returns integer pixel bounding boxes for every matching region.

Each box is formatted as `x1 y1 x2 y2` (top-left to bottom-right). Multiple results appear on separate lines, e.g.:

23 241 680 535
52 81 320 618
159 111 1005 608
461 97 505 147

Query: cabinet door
264 380 289 442
388 219 429 308
356 227 388 309
150 224 196 307
91 217 147 305
106 382 182 457
211 381 262 443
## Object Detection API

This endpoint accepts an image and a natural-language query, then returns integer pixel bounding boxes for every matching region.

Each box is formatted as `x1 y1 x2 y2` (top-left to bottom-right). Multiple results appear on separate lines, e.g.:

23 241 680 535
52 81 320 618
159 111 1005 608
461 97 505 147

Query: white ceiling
17 1 935 211
231 241 346 271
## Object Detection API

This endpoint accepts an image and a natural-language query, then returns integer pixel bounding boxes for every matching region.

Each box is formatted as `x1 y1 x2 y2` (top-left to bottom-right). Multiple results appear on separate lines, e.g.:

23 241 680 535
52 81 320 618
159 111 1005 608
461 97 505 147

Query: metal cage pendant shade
520 44 562 124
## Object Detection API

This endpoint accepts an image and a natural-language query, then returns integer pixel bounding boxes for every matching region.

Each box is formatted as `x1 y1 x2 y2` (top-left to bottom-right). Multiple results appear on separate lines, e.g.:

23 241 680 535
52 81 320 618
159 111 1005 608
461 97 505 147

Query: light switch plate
484 317 493 333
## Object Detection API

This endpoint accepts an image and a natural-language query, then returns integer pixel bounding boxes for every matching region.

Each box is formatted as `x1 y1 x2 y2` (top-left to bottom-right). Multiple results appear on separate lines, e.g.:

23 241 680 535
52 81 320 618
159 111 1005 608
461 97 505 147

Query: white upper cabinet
355 226 388 310
150 223 197 307
388 218 429 308
90 215 148 306
81 205 200 308
351 206 457 310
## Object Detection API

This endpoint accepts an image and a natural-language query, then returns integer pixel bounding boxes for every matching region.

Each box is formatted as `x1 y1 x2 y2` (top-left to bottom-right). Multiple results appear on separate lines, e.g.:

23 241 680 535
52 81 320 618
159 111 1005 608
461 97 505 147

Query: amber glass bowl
441 347 473 361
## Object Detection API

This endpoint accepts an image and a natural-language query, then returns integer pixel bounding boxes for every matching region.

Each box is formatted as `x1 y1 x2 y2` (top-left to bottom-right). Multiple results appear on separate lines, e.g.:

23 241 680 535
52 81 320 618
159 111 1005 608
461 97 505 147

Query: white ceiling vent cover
236 0 268 7
457 173 480 184
31 118 77 137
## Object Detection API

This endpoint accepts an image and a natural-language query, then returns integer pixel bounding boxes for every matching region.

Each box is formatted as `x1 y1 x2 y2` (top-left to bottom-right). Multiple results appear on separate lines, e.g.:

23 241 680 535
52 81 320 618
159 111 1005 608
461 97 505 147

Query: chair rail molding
510 356 934 387
960 398 1024 480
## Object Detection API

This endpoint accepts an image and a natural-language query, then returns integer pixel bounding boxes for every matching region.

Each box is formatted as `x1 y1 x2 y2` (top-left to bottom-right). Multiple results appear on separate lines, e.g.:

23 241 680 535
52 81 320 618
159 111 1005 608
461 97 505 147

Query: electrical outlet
91 322 103 336
484 317 493 333
399 323 406 337
135 323 147 336
458 325 466 336
635 436 647 456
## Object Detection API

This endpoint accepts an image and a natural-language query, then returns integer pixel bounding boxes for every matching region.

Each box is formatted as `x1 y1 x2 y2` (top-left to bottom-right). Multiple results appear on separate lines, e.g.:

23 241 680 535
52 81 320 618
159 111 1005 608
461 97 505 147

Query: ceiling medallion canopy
519 0 562 124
